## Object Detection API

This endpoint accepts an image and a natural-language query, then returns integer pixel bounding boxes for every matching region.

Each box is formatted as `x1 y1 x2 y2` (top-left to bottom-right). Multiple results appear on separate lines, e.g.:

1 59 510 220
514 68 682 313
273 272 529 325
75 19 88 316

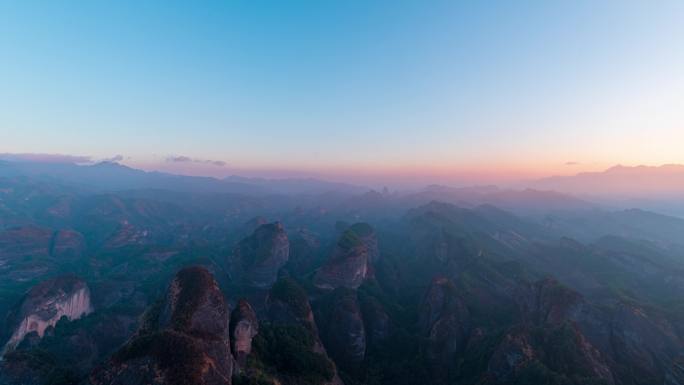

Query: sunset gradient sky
1 1 683 185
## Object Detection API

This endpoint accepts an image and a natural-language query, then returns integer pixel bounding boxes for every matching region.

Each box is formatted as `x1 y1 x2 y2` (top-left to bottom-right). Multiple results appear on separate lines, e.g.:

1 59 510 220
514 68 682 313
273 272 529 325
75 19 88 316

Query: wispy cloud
102 154 125 162
565 161 580 166
167 155 192 163
165 155 226 167
0 153 92 164
207 159 227 167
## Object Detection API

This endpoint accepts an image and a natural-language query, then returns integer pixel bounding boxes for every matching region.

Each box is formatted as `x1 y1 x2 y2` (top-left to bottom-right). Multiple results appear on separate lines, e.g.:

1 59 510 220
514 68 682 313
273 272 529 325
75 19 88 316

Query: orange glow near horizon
126 156 628 187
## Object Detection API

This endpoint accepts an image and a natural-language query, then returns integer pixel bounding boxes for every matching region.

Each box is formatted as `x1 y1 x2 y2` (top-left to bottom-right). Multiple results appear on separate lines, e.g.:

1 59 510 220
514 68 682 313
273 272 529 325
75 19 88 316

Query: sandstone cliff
2 274 92 355
314 223 377 290
91 266 233 385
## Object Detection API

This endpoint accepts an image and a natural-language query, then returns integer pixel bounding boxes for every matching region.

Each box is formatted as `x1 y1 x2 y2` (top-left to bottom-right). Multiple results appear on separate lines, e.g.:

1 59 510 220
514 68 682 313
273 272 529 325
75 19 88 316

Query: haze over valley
2 1 684 385
2 157 684 385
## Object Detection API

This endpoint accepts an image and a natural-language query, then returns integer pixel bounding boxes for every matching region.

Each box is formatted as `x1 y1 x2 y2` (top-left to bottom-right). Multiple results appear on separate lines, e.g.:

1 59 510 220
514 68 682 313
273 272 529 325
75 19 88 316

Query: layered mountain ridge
1 170 684 385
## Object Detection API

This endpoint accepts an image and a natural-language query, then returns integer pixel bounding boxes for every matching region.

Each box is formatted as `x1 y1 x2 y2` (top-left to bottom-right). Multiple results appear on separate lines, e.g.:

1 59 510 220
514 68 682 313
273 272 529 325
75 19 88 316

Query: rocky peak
230 299 258 370
232 222 289 287
159 266 229 338
91 266 232 385
3 274 92 355
314 223 377 290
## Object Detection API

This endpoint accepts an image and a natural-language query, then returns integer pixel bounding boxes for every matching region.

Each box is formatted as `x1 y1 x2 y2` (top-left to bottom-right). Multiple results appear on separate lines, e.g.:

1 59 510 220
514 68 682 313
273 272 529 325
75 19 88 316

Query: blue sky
1 1 683 184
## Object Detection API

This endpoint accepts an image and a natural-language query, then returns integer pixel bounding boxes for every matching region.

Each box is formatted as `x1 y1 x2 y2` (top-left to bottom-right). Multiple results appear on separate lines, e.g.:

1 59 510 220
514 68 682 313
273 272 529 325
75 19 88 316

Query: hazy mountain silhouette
531 164 684 197
0 160 368 195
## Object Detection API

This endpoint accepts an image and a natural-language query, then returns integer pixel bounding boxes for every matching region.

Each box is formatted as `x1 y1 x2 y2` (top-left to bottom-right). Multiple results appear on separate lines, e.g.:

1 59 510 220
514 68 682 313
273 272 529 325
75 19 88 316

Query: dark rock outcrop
0 349 76 385
232 222 289 287
317 288 367 372
359 295 390 349
267 277 317 329
91 266 233 385
238 278 343 385
418 276 470 382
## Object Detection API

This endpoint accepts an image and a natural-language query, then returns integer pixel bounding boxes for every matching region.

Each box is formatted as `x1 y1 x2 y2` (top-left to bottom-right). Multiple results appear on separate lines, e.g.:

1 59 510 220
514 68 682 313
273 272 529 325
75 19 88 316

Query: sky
1 1 683 185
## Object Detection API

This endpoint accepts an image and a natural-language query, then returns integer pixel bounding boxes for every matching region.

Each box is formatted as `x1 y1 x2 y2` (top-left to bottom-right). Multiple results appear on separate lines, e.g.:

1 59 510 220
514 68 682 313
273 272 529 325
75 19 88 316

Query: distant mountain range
0 160 368 195
530 164 684 197
527 164 684 217
404 185 597 214
4 159 684 217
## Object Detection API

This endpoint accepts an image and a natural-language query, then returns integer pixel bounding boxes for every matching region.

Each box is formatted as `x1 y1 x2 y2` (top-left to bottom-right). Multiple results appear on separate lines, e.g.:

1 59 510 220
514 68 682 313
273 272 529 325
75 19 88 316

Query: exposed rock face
314 223 377 290
318 289 367 371
418 276 470 382
0 311 138 384
230 299 258 370
2 274 92 355
232 222 289 287
91 266 233 385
